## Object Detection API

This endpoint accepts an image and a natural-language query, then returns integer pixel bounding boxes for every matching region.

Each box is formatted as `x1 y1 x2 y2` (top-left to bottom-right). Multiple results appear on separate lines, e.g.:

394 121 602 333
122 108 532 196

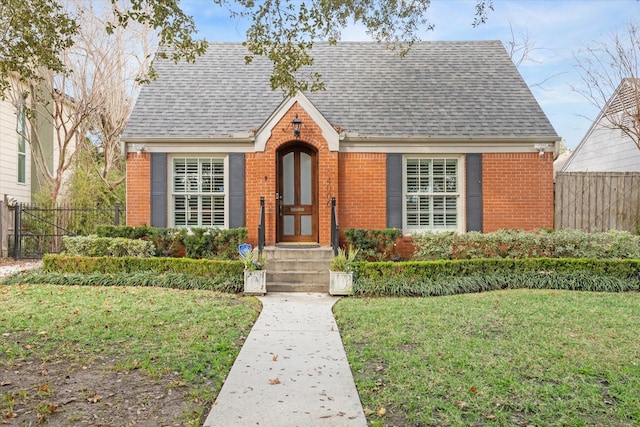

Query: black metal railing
258 197 265 252
9 202 124 259
331 197 339 255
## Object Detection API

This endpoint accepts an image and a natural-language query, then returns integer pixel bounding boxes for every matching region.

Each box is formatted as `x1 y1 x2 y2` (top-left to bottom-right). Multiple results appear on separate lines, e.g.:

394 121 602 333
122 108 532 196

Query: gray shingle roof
123 41 558 140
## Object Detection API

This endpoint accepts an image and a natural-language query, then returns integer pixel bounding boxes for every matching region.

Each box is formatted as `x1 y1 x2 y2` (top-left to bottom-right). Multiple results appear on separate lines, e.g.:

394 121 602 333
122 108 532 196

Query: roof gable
563 79 640 172
123 41 558 141
255 93 339 151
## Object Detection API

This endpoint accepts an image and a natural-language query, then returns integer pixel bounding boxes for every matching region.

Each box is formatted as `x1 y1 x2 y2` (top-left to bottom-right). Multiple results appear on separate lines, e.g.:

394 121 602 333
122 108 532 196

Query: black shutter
150 153 167 227
228 153 245 228
386 153 403 229
465 153 483 232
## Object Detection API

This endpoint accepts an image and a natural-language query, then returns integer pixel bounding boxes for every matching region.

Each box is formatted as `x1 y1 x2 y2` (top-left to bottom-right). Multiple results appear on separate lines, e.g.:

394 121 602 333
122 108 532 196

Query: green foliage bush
413 229 640 260
44 254 243 276
63 235 156 258
343 228 401 261
2 270 241 293
96 225 248 259
353 271 640 297
353 258 640 296
40 254 243 292
356 258 640 280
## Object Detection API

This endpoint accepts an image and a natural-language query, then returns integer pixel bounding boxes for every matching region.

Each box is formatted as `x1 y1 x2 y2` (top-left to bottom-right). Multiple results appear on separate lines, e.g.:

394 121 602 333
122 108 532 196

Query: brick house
122 41 559 251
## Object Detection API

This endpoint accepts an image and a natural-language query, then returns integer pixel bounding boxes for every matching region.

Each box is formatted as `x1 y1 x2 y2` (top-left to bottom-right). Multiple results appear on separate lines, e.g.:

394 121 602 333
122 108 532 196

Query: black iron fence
8 203 124 259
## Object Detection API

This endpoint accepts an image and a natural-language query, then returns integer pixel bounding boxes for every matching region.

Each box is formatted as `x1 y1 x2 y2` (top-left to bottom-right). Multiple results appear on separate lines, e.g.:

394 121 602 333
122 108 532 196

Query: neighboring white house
562 79 640 172
1 79 61 257
0 91 33 205
556 79 640 233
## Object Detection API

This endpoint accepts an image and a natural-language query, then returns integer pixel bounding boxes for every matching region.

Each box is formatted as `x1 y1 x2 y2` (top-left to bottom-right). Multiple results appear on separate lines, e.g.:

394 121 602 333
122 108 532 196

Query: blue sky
181 0 639 148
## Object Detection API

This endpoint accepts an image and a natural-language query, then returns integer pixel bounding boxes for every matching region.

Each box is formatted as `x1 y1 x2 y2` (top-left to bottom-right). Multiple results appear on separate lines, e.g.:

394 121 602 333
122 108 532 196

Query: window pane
186 159 199 192
17 106 26 184
201 196 213 225
172 157 226 227
283 215 294 235
18 154 26 184
174 159 186 192
201 159 213 192
301 215 312 235
300 152 311 205
174 196 187 226
405 157 459 231
213 195 225 226
187 197 198 226
283 152 294 205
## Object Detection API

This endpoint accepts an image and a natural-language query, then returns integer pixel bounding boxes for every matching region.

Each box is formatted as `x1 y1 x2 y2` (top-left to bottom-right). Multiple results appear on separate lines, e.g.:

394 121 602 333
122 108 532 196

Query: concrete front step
267 259 329 272
267 281 329 293
262 246 333 293
264 246 334 261
267 270 329 283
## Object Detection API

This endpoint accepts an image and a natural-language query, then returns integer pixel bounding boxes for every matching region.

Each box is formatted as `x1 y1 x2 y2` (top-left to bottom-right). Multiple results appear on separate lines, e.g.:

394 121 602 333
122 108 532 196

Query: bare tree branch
573 22 640 150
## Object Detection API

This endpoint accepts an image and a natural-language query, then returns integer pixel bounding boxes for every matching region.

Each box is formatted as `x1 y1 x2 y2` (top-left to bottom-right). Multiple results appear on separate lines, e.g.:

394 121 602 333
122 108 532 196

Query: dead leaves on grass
87 393 102 403
363 407 387 418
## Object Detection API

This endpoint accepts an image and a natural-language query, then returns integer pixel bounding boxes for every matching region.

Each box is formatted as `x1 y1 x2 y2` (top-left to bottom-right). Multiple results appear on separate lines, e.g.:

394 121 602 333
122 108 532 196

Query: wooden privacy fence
555 172 640 232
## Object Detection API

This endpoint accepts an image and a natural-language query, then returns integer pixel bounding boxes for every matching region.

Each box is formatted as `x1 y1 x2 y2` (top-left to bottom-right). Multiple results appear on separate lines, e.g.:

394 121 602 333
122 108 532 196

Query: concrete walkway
203 293 367 427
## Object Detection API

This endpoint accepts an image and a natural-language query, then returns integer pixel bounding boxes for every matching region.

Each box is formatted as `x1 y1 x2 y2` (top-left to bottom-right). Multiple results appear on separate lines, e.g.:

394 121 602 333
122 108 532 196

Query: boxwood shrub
2 270 241 293
36 254 243 292
412 229 640 260
63 235 156 258
353 271 640 297
352 258 640 296
96 225 248 259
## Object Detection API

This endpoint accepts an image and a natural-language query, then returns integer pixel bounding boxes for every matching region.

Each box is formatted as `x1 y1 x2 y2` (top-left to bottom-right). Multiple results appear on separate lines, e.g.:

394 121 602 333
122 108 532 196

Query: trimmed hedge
354 271 640 297
355 258 640 279
412 229 640 260
1 270 241 293
63 235 156 258
352 258 640 296
43 254 243 286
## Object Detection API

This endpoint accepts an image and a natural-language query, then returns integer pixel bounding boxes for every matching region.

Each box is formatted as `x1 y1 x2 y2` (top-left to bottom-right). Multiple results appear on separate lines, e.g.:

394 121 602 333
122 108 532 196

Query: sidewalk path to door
203 292 367 427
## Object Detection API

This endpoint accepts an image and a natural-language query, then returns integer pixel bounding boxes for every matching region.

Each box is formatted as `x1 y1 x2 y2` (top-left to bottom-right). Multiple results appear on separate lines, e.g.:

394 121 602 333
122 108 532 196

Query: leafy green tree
2 0 494 96
0 0 77 95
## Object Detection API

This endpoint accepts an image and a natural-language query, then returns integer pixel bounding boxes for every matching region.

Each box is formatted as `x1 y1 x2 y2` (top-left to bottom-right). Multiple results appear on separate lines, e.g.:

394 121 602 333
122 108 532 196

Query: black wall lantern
292 114 302 138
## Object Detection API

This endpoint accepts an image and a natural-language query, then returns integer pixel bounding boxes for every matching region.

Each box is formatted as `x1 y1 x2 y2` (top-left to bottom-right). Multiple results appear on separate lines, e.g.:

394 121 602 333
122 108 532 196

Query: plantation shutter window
404 157 462 232
171 157 227 227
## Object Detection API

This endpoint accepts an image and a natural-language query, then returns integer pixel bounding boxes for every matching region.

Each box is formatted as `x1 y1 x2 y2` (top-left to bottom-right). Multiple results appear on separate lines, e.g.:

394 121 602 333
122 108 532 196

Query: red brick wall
125 152 151 226
338 153 387 230
245 102 338 246
482 152 554 231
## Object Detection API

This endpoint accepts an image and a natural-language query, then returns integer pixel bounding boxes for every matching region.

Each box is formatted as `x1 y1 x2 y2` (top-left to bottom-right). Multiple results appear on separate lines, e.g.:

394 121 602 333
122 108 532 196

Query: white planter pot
244 270 266 295
330 271 353 296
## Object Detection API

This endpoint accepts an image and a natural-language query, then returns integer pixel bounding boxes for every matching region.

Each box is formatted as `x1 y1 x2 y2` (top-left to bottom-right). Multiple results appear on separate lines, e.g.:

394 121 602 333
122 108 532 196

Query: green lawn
3 283 639 426
335 290 640 426
0 284 260 424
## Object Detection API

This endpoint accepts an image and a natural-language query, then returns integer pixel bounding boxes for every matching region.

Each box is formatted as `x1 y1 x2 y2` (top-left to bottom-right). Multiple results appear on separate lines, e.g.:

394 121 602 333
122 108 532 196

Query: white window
17 105 27 184
171 157 227 227
404 156 462 232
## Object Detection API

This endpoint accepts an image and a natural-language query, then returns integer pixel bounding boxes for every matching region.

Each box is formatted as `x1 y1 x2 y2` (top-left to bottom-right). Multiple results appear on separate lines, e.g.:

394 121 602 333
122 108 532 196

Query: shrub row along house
122 41 559 249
